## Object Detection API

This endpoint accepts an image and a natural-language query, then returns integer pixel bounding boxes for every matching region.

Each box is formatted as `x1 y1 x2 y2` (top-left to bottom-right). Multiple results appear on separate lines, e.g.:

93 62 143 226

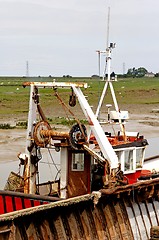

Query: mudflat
0 106 159 163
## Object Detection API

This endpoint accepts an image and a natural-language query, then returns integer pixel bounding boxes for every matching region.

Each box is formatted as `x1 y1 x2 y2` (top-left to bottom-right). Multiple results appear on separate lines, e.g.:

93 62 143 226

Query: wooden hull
0 178 159 239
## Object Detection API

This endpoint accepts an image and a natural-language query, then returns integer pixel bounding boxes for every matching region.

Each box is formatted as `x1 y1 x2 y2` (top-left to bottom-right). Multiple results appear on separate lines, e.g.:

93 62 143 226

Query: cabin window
124 150 133 171
115 150 125 171
72 153 84 171
115 151 122 164
136 148 144 168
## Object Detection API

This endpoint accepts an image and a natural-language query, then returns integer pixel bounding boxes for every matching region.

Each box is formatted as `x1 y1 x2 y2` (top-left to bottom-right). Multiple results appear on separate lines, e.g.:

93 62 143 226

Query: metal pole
24 85 37 194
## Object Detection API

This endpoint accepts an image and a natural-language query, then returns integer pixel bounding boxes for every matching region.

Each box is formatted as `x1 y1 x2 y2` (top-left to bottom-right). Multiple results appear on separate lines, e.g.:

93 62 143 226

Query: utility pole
123 62 126 75
26 61 29 77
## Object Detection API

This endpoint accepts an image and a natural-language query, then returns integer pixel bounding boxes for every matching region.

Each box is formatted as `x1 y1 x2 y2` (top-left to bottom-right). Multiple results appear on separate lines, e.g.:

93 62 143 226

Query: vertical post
26 60 29 77
106 104 112 122
97 50 101 121
60 148 68 198
95 46 112 118
24 84 37 194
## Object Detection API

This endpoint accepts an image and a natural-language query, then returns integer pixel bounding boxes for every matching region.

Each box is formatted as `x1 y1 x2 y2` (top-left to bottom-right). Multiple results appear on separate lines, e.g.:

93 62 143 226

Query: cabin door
67 150 91 198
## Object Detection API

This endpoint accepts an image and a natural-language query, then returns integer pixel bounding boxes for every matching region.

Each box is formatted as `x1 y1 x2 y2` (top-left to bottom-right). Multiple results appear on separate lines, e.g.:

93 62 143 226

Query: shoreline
0 112 159 163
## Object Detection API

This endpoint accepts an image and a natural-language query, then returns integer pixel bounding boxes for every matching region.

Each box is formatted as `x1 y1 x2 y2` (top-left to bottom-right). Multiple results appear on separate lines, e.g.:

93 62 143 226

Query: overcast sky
0 0 159 77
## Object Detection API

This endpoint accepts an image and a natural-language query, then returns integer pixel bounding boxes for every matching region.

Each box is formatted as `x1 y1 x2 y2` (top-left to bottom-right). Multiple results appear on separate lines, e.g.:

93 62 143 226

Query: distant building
91 74 99 78
145 72 155 77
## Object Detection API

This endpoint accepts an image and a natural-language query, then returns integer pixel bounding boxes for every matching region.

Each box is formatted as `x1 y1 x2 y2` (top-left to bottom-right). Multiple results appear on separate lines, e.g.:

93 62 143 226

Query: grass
0 76 159 128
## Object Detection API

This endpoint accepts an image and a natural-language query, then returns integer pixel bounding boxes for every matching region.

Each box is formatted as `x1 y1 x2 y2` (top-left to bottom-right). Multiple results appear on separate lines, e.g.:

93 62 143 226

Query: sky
0 0 159 77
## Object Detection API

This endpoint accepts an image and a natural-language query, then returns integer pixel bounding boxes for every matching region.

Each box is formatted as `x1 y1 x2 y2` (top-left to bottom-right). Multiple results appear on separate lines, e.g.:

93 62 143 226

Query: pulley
33 121 51 147
69 89 76 107
69 124 87 149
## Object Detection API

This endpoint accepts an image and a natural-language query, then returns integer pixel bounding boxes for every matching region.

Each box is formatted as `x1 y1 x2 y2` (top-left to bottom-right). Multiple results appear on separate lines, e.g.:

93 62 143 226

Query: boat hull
0 178 159 239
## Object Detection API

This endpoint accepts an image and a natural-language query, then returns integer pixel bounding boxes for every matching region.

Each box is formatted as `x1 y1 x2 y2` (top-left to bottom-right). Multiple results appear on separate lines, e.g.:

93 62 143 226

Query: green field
0 76 159 127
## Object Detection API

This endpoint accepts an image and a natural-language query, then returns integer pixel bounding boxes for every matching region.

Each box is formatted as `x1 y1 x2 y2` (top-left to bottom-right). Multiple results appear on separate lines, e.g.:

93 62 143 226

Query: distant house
145 72 155 78
91 74 99 78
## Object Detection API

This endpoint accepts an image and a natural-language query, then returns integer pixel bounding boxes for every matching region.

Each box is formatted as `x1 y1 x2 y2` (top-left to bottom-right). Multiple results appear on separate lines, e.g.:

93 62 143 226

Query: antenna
106 7 110 49
102 7 111 80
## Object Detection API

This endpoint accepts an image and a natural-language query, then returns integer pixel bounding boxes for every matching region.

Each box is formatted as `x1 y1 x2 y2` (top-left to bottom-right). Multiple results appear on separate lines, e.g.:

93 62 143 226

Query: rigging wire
40 161 60 166
42 151 55 180
47 148 59 173
53 89 87 142
34 145 61 183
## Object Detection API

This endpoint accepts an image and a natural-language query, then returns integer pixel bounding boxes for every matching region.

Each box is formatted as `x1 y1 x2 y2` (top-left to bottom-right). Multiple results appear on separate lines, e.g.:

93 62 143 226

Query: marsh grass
0 76 159 127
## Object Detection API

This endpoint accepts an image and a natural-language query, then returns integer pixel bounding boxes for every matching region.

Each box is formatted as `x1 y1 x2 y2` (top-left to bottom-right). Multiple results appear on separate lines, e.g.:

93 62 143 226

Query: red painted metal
33 200 41 207
0 196 4 215
5 196 14 213
0 190 60 215
125 169 142 184
23 199 32 209
14 197 23 211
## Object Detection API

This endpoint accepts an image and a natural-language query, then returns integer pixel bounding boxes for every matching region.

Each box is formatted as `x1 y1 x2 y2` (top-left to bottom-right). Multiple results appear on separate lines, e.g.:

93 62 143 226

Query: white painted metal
72 85 118 169
133 149 136 172
110 111 129 121
133 202 148 240
60 148 68 199
25 84 37 194
134 205 147 240
83 144 107 164
95 81 108 118
95 45 126 136
147 202 157 226
25 81 88 89
126 206 140 239
126 200 159 240
153 200 159 223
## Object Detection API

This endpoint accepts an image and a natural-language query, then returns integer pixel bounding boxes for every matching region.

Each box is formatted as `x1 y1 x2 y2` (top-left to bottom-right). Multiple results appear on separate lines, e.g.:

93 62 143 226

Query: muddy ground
0 101 159 161
0 106 159 162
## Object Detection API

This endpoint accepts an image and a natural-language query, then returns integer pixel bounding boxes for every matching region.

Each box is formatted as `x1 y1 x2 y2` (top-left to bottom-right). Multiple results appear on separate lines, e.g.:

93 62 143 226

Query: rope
54 90 87 141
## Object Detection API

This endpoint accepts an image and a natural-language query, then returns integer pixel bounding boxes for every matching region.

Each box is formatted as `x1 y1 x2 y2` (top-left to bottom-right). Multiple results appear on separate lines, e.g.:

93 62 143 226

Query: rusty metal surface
33 121 52 147
40 129 69 139
1 180 159 239
23 81 88 88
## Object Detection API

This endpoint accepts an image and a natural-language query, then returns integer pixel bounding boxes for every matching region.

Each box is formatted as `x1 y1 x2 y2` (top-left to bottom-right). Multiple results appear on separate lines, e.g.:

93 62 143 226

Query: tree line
125 67 159 78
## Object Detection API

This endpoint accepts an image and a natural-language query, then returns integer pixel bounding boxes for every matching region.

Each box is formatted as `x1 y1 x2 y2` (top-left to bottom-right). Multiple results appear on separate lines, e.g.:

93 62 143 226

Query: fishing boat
0 42 149 207
0 44 159 240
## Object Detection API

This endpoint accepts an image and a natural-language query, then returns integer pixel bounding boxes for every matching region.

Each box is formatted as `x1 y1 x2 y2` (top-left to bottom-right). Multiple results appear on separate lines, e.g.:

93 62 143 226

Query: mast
95 44 115 118
106 7 110 49
94 7 126 136
95 44 126 137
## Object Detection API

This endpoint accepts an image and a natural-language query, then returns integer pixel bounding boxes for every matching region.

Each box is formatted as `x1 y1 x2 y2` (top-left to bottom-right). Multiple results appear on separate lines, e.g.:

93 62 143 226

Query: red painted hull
0 190 60 215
